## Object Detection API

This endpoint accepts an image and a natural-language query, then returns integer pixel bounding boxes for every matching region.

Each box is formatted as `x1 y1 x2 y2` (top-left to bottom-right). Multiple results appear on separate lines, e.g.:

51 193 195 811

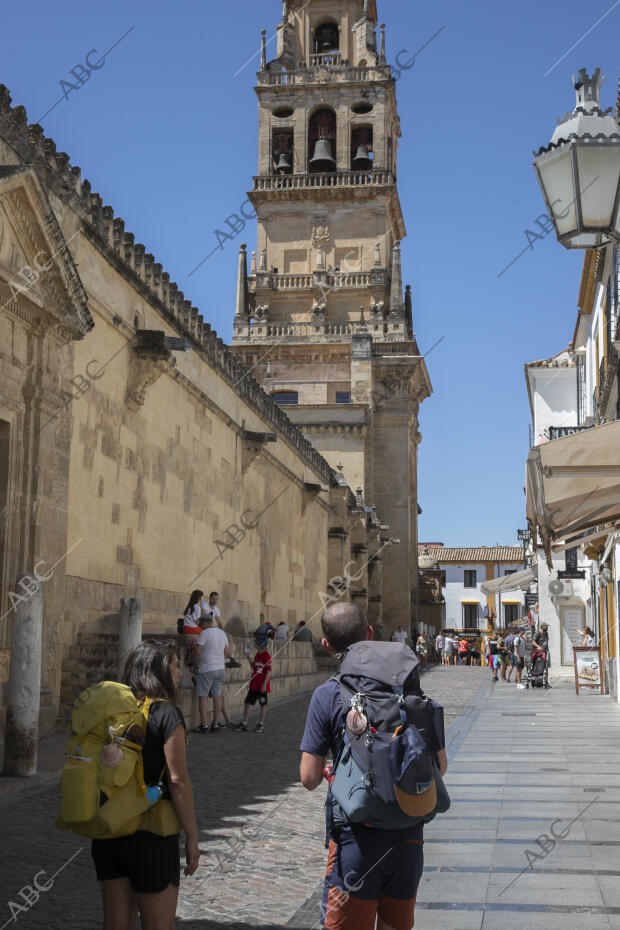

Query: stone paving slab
413 667 620 930
0 666 486 929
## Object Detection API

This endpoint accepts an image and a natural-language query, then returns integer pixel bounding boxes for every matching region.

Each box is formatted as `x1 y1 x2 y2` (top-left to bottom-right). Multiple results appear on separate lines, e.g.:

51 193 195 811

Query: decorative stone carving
311 224 330 252
311 296 326 319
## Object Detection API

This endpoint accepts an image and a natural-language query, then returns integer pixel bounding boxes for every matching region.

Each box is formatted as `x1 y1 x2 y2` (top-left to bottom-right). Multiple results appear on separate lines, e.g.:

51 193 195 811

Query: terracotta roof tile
418 546 524 563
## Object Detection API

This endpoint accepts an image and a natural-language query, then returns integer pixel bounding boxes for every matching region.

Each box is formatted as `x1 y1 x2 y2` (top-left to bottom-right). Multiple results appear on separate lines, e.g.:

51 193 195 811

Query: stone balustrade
252 171 394 192
309 52 343 67
252 270 381 292
234 320 408 343
258 63 391 87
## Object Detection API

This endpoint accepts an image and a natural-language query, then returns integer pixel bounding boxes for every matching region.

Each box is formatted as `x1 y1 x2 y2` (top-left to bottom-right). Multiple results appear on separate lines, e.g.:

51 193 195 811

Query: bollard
117 597 143 680
3 574 43 777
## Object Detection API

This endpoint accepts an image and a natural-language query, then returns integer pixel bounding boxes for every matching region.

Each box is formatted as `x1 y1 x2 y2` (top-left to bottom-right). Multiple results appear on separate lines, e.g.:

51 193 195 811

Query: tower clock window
309 108 337 173
314 22 340 54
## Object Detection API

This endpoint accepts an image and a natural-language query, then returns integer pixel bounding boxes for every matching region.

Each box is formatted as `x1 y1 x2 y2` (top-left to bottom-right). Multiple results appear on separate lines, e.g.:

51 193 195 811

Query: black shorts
245 689 268 706
92 831 180 894
517 658 525 670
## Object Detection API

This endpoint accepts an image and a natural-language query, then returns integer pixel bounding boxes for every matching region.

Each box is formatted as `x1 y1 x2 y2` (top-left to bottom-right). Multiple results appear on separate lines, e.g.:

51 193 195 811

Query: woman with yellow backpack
58 640 199 929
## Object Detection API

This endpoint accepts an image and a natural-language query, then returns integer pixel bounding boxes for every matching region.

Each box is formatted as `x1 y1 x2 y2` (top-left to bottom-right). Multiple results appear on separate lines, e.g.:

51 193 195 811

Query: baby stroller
526 648 549 689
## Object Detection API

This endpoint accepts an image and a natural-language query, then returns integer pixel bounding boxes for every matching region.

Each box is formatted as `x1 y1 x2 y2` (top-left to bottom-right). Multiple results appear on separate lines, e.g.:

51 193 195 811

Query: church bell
276 152 292 173
309 139 336 172
352 144 372 170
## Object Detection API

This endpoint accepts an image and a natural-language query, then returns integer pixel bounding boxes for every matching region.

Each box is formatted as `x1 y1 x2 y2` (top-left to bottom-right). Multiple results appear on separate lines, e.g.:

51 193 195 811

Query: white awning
480 567 535 596
526 420 620 565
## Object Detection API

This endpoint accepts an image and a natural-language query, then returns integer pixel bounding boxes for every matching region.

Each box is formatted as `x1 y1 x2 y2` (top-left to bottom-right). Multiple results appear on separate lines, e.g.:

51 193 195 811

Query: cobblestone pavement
0 666 485 929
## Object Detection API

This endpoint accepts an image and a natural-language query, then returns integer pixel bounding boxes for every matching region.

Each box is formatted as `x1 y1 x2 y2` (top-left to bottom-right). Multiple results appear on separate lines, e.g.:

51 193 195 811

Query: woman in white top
575 626 596 647
183 590 205 634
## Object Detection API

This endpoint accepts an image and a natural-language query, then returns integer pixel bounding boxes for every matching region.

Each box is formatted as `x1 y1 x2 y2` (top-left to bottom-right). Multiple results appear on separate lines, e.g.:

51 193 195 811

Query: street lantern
533 68 620 249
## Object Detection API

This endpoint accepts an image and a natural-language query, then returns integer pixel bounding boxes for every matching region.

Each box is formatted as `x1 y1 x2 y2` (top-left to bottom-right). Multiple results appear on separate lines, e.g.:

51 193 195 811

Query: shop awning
480 566 535 596
460 599 481 604
526 420 620 565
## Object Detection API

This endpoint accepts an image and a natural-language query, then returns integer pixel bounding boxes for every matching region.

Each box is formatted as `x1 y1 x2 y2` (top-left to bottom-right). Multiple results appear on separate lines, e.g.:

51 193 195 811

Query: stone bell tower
230 0 432 631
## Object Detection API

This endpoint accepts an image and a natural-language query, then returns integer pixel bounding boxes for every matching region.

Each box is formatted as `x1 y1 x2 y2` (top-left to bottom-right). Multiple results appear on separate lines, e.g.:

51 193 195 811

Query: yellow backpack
56 680 180 839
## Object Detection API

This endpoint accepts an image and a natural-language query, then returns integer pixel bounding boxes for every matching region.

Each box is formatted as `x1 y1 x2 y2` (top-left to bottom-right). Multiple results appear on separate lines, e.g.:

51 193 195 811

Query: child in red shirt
233 633 272 733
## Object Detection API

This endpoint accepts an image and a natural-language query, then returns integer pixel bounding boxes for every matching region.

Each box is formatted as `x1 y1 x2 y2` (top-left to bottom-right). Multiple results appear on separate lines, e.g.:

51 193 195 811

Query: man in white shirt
192 616 230 732
204 591 222 629
435 632 445 663
391 625 408 644
275 621 290 641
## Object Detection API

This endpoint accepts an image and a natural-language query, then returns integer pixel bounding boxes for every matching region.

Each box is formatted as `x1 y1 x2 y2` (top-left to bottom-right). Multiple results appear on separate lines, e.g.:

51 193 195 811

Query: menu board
573 646 604 695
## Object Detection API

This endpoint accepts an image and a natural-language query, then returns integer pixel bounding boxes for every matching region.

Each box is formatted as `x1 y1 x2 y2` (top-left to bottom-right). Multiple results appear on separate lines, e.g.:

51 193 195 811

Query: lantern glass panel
536 148 576 236
575 144 620 228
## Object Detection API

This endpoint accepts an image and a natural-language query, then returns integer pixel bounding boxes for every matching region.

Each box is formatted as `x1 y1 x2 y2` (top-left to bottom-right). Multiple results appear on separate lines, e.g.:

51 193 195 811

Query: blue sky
1 0 617 546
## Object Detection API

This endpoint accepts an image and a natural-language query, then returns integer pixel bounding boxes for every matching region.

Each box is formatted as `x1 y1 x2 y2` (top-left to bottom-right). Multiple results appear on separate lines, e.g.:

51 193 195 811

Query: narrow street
1 665 619 929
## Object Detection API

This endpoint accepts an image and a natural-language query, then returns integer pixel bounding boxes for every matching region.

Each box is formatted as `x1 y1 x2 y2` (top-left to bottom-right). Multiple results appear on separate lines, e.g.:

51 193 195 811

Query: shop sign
573 646 604 695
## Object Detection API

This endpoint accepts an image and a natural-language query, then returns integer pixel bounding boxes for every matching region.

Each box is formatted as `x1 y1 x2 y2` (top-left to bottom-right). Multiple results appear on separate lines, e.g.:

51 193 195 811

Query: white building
422 546 526 631
524 352 595 667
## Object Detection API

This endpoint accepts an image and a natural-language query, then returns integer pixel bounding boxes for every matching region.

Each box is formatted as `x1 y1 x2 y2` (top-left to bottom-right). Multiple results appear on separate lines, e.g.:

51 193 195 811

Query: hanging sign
573 646 604 695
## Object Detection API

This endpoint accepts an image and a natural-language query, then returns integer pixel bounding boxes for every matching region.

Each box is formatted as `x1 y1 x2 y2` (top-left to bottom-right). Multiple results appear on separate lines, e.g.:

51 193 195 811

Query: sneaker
193 724 209 733
254 723 264 733
209 724 219 733
216 722 227 729
232 722 249 731
516 683 526 689
492 677 498 682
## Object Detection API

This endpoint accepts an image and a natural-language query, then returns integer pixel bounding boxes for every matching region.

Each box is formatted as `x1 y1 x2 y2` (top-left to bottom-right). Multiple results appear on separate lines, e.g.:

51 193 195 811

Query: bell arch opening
314 21 340 54
351 126 374 171
308 108 337 173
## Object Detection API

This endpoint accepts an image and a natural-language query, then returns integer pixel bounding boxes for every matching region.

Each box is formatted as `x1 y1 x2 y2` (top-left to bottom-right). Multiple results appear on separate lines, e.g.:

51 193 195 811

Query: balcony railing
250 270 383 292
253 171 395 192
258 63 392 87
232 319 409 343
309 52 342 67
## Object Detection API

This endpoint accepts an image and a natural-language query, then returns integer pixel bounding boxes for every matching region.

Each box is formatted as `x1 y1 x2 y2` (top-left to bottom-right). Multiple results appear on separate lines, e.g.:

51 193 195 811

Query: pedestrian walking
532 623 551 679
486 632 500 682
498 636 508 681
391 624 408 644
233 626 272 733
299 603 448 930
505 630 516 681
417 631 429 668
514 627 527 689
458 637 469 666
435 632 445 663
191 615 230 733
374 620 389 642
292 621 313 642
92 641 199 928
443 635 455 666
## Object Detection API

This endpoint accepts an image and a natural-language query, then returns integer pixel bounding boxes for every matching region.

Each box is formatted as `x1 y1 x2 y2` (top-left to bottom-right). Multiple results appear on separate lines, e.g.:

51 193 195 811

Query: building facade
0 79 393 734
525 243 620 699
524 351 594 668
420 545 526 631
230 0 432 629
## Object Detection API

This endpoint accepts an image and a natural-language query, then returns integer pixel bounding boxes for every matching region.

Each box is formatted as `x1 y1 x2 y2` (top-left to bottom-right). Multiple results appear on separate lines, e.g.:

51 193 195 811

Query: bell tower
230 0 432 631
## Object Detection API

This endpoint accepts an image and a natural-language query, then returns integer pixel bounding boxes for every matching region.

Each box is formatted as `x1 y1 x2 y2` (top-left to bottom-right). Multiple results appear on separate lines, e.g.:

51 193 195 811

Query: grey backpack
327 642 450 832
